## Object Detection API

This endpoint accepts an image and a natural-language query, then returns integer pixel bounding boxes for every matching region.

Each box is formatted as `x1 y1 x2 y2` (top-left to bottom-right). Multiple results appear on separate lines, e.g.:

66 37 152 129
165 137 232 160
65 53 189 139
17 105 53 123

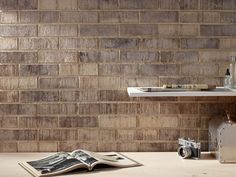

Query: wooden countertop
1 152 236 177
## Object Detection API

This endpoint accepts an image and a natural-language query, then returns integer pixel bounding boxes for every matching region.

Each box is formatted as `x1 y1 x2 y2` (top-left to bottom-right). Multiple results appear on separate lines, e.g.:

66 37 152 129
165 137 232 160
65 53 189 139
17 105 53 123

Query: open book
19 149 142 177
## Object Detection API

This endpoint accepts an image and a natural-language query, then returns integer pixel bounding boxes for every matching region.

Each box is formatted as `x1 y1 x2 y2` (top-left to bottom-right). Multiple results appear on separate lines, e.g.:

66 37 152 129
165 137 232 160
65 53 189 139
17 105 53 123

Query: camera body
177 138 201 159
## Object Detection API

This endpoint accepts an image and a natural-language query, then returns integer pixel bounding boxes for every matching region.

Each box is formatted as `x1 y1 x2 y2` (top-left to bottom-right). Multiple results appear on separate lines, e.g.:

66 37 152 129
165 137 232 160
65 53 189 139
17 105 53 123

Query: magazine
19 149 142 177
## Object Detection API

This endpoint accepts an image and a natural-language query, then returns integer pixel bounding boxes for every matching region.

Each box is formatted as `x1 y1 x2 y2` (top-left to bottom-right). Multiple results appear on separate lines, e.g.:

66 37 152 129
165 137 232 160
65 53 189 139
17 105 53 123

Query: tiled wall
0 0 236 152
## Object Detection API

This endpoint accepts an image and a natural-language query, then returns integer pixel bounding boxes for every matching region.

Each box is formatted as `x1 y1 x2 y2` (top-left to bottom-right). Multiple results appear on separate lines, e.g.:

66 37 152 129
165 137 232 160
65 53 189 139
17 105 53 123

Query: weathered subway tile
0 25 36 37
39 24 78 37
79 0 98 9
98 142 117 151
39 129 77 141
180 129 198 140
79 76 98 89
160 103 179 114
117 129 137 141
120 64 138 76
78 129 99 141
140 11 178 23
78 103 100 115
220 39 236 49
59 38 98 49
0 91 18 103
221 12 236 23
77 39 98 49
202 12 220 23
181 38 219 49
120 0 158 9
0 65 18 76
160 51 198 63
79 63 98 75
61 90 97 102
59 116 98 127
0 0 18 10
99 129 116 141
199 130 208 141
159 128 180 141
180 12 199 23
140 64 179 76
36 104 60 115
200 0 223 10
199 51 236 62
160 0 180 9
59 64 79 75
98 64 121 76
20 91 59 102
20 11 59 23
0 116 18 128
158 24 179 36
19 116 58 128
99 115 136 128
121 77 158 87
79 51 119 63
0 0 37 10
38 0 57 10
39 51 77 63
20 65 59 76
120 24 158 37
18 0 38 9
179 0 198 10
160 103 198 114
138 142 165 152
18 142 38 152
39 141 58 152
121 51 159 63
59 38 77 49
57 0 78 10
179 24 199 36
100 38 139 49
117 143 138 152
0 38 17 50
39 0 76 10
79 0 119 10
136 129 159 141
198 77 223 86
98 77 120 89
59 142 98 152
99 11 139 23
0 52 37 64
0 78 37 90
117 103 159 115
138 116 178 128
20 38 58 50
99 103 118 114
201 0 236 10
60 11 98 23
0 142 17 152
201 25 236 36
0 129 38 140
199 103 225 115
0 12 18 23
181 63 219 76
39 77 79 89
140 38 180 50
179 116 201 128
180 11 220 23
80 25 118 37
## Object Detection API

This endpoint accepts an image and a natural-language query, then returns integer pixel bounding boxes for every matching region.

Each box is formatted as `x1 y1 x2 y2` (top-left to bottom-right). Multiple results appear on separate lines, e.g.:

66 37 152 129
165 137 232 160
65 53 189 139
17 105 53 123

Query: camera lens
177 146 192 159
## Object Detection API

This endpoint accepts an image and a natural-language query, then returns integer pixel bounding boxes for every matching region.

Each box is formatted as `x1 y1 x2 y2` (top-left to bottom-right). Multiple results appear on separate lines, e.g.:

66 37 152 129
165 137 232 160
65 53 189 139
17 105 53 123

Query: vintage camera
177 138 201 159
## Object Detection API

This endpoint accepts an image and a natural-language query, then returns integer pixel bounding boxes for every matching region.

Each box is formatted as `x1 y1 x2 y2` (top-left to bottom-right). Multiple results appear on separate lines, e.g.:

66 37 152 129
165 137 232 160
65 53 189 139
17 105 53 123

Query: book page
27 152 83 175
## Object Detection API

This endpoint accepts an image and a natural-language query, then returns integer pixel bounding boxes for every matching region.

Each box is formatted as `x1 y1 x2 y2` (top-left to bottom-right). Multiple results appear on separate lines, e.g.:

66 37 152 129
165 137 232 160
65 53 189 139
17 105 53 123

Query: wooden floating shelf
127 87 236 97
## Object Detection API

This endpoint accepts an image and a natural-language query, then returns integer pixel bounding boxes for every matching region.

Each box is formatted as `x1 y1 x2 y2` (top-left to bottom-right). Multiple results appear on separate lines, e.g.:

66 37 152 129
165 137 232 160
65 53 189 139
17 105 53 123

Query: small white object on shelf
127 87 236 97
